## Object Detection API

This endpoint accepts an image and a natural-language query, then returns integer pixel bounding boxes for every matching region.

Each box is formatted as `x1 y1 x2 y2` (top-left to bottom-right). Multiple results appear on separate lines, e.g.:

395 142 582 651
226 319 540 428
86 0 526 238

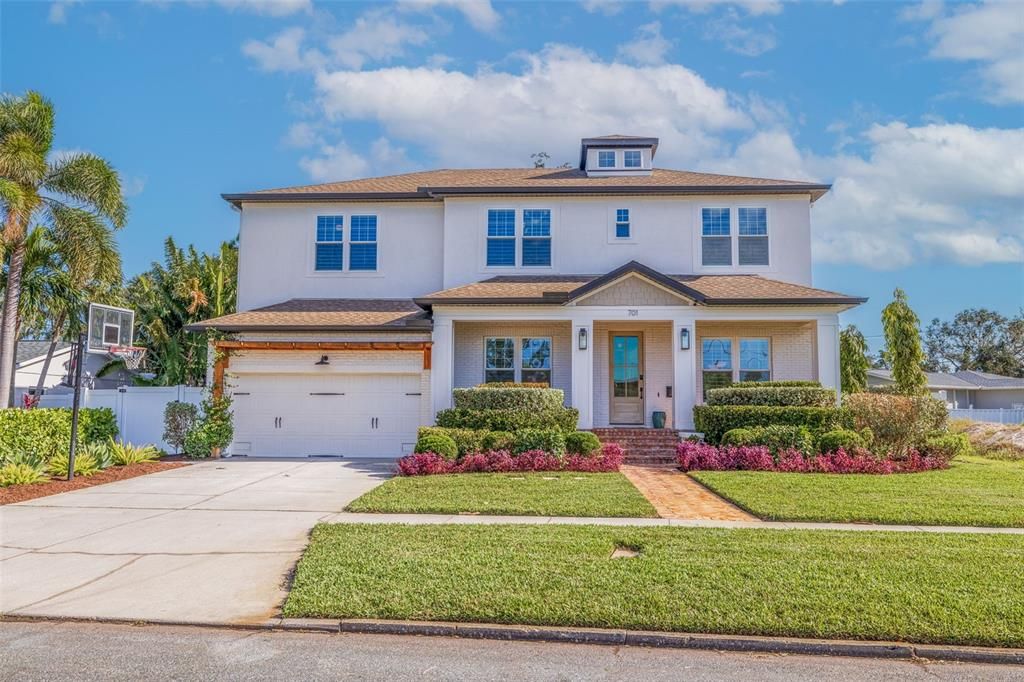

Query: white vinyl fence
948 408 1024 425
38 385 204 452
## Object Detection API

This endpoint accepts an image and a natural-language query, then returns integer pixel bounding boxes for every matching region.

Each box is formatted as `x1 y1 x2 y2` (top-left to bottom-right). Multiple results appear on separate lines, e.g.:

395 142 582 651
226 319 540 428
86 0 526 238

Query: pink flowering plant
676 440 947 475
398 443 625 476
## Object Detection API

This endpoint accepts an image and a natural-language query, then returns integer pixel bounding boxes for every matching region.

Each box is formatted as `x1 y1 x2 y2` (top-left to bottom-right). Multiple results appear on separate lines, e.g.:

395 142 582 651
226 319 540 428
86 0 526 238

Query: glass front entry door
610 333 644 425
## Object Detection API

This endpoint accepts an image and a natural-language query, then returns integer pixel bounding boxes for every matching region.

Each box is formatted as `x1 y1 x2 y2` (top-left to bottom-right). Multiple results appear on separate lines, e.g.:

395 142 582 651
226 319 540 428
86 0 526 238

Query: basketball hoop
108 345 147 371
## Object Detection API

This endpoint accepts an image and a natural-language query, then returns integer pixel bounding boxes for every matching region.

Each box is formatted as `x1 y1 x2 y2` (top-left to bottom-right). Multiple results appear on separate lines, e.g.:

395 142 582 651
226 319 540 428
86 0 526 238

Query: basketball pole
67 332 86 481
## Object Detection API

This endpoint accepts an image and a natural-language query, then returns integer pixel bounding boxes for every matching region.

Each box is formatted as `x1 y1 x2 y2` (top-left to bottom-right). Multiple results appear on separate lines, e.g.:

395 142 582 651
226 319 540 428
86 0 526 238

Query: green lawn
690 456 1024 527
284 523 1024 647
346 472 658 518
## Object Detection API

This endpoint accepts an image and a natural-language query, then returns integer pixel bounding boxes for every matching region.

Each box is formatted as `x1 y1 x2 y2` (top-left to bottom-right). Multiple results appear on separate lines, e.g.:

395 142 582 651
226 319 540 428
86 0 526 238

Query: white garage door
229 373 421 458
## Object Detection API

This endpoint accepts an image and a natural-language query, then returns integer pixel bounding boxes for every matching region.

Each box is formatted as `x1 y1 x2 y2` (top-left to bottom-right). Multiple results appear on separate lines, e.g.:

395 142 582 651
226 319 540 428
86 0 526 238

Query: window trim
597 150 616 168
485 208 517 268
309 213 384 277
699 336 773 400
699 207 732 267
484 336 516 383
623 149 642 169
348 214 379 272
520 336 553 384
615 208 631 239
696 203 772 271
739 337 772 382
314 215 344 272
737 206 769 267
483 335 553 384
482 207 555 271
521 208 552 268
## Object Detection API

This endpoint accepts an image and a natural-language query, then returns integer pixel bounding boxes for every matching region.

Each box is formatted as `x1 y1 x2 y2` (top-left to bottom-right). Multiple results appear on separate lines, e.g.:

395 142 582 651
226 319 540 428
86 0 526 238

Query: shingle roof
223 167 830 206
868 369 1024 390
415 263 866 307
187 299 431 332
953 370 1024 389
16 340 71 366
868 369 978 390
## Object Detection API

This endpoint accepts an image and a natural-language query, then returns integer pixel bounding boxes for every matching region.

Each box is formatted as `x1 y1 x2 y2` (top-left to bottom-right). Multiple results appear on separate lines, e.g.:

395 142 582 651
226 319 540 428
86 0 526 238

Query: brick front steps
591 428 681 465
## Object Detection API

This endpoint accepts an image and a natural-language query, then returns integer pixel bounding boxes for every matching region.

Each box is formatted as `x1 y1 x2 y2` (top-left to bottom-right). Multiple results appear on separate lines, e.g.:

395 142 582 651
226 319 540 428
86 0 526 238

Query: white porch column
571 321 595 429
672 318 698 430
816 316 841 403
430 318 455 420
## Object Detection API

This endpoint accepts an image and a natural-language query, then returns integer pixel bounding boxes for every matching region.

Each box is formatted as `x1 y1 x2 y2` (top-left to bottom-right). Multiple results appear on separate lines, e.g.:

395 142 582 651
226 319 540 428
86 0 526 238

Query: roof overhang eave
422 184 831 201
221 191 433 209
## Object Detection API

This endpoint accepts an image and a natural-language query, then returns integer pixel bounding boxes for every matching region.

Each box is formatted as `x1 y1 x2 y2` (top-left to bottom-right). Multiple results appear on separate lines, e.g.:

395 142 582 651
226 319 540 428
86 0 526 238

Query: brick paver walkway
620 465 758 522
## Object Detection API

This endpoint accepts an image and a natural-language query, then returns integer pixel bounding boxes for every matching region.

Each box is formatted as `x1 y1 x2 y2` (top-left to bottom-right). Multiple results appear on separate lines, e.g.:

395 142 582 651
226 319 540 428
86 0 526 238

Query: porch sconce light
315 355 330 366
679 327 691 351
577 327 588 351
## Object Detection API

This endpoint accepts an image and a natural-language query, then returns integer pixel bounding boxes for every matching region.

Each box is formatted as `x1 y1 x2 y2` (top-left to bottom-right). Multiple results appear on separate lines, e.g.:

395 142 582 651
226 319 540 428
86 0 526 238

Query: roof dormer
579 135 658 177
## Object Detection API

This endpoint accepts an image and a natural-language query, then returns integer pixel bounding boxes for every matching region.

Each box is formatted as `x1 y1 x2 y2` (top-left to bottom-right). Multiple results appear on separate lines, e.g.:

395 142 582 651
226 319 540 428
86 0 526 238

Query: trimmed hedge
436 407 580 433
923 432 971 462
512 428 566 456
693 405 851 444
729 380 821 389
418 427 486 458
453 386 565 412
565 431 602 456
817 429 867 454
0 408 118 463
472 382 549 389
707 386 836 407
414 433 458 461
721 425 816 455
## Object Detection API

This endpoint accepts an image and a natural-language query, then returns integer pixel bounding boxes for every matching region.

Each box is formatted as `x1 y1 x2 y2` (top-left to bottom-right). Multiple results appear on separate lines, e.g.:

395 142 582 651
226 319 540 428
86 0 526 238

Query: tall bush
183 394 233 459
0 408 117 464
840 325 870 394
163 401 198 454
843 392 946 457
881 288 927 395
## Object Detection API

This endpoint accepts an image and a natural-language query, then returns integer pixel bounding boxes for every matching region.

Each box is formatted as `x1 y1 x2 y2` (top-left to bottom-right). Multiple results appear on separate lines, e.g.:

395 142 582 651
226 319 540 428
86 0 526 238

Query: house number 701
627 309 639 317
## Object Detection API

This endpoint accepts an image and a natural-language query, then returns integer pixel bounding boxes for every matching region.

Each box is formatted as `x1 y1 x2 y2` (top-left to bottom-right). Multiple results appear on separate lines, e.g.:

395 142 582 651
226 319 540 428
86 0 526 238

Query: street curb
3 614 1021 666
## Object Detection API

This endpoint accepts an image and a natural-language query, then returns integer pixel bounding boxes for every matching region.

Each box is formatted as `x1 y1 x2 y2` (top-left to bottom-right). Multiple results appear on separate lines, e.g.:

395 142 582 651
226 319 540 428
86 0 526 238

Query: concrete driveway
0 459 391 623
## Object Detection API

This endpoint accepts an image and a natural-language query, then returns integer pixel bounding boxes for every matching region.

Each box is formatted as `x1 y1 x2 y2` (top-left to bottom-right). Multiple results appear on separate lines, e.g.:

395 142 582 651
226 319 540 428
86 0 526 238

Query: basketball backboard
87 303 135 354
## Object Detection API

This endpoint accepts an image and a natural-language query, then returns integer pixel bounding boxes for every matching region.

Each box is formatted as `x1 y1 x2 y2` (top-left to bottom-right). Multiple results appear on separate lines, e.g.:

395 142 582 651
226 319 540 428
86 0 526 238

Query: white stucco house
190 135 866 458
868 369 1024 410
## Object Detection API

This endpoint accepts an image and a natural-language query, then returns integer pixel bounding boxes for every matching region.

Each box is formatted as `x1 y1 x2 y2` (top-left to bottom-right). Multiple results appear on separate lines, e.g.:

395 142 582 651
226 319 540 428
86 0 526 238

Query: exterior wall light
315 355 330 365
680 327 691 351
578 327 588 351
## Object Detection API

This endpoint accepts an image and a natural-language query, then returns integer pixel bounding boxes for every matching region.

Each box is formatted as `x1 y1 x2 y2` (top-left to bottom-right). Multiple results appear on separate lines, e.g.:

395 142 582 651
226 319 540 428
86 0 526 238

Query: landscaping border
3 615 1021 666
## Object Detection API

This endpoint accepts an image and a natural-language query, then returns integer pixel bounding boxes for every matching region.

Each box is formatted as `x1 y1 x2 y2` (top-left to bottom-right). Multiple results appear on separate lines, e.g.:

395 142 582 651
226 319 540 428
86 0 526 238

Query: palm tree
0 91 127 406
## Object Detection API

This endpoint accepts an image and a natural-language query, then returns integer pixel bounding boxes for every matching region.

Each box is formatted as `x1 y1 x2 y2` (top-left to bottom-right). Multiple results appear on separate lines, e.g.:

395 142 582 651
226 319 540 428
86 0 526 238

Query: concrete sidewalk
324 511 1024 534
0 459 392 623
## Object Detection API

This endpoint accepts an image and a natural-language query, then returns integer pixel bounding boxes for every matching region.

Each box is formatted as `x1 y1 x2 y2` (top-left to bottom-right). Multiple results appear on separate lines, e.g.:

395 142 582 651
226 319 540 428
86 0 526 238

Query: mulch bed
0 461 188 506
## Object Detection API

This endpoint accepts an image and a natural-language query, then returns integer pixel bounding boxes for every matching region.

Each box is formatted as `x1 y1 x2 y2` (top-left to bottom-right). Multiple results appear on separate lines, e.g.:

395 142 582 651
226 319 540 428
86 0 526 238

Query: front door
610 333 644 424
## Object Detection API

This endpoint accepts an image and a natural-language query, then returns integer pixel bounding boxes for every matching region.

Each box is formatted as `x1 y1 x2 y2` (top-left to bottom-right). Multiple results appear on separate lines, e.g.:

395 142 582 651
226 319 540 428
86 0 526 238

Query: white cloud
282 121 321 148
617 22 672 65
328 11 430 70
242 27 320 73
740 69 773 79
48 0 81 24
912 1 1024 104
581 0 625 16
213 0 311 17
703 12 777 55
122 176 147 197
299 142 370 182
652 0 783 17
398 0 500 32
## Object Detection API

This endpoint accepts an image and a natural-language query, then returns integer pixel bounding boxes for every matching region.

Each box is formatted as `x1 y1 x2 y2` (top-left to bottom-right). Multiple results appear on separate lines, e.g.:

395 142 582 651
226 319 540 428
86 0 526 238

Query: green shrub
436 407 579 433
843 392 947 456
922 432 971 462
47 449 100 478
417 427 486 457
859 427 875 447
707 386 836 407
511 428 566 456
80 440 114 470
730 380 821 388
414 433 459 461
163 401 199 454
721 428 756 446
0 462 48 487
481 430 514 451
0 407 117 463
735 425 816 455
472 382 550 389
565 431 601 456
184 395 234 460
453 386 565 412
110 440 160 466
817 429 867 454
693 405 852 444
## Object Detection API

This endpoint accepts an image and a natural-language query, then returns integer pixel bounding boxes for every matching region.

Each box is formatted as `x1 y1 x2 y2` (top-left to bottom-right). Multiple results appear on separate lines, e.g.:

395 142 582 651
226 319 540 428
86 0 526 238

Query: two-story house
191 135 865 458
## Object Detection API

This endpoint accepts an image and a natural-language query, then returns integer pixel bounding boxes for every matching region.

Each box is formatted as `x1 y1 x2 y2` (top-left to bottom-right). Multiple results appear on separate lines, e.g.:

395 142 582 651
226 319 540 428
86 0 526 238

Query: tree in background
126 237 237 386
839 324 870 394
924 308 1024 378
881 288 927 395
0 91 127 407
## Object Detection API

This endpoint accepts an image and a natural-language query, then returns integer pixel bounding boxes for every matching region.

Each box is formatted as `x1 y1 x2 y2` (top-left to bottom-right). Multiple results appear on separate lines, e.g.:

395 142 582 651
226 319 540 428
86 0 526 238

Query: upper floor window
738 207 768 266
522 209 552 267
349 215 378 271
315 215 343 271
615 209 630 239
701 208 732 266
623 150 641 168
598 150 615 168
486 209 516 267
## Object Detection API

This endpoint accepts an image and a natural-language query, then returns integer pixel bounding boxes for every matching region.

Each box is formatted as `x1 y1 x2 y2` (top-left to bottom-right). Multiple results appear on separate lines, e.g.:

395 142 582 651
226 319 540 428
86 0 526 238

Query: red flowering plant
397 443 625 476
675 440 947 475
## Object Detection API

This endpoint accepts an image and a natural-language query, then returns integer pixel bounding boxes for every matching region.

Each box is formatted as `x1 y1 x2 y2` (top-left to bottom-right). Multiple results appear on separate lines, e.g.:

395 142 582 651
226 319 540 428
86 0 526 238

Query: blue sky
3 0 1022 350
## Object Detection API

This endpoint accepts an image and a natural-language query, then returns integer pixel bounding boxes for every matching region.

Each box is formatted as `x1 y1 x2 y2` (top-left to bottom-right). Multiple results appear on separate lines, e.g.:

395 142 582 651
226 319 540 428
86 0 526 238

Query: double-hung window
486 209 516 267
598 150 615 168
615 209 630 239
315 215 343 271
701 208 732 266
521 337 552 384
701 338 733 399
484 337 515 383
623 150 641 168
738 208 768 265
349 215 378 271
739 338 770 382
522 209 551 267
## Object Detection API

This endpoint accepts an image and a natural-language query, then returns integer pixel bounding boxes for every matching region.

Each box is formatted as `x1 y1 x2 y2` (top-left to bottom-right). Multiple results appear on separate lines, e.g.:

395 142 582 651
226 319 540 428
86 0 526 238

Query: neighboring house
868 369 1024 410
191 135 866 458
13 339 135 406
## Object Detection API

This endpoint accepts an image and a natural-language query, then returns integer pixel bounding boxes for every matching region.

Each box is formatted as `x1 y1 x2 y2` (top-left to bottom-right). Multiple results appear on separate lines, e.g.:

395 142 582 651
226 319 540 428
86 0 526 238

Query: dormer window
579 135 657 176
598 151 615 168
623 150 641 168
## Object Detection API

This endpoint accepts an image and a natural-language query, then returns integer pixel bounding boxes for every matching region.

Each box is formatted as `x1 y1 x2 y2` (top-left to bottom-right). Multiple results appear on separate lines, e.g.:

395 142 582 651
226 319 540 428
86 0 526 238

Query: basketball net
108 345 148 371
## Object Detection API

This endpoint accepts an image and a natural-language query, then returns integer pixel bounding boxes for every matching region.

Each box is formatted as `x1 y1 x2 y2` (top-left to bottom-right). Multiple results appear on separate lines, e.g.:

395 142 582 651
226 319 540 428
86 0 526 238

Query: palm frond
43 152 128 228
